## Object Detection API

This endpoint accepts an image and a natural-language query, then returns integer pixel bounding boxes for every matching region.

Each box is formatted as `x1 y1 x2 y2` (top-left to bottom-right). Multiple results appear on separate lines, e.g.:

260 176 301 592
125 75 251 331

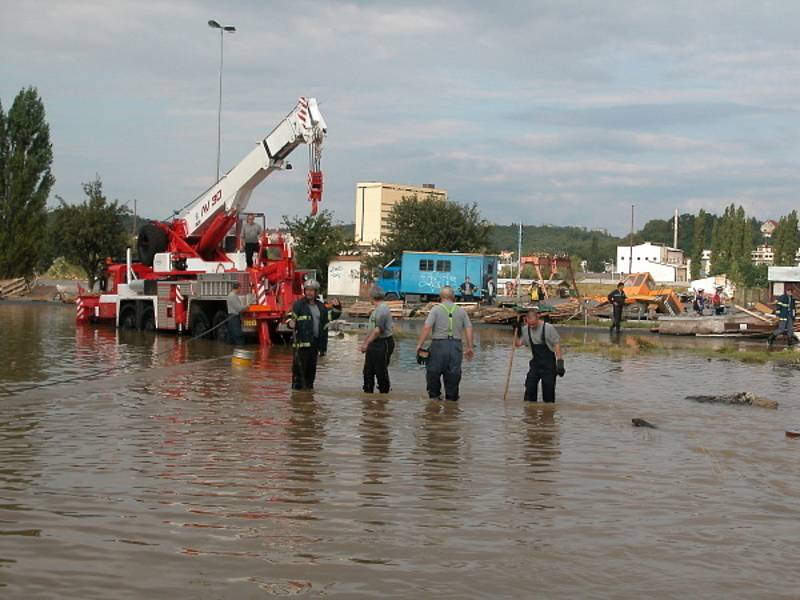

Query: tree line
0 87 130 288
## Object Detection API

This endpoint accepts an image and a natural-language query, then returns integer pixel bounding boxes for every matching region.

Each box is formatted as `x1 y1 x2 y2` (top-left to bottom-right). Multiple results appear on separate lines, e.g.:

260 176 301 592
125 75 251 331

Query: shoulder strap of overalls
439 303 457 337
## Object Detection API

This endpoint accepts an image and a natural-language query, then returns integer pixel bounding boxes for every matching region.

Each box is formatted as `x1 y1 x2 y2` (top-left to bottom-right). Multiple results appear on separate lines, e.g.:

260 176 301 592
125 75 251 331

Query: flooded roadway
1 302 799 599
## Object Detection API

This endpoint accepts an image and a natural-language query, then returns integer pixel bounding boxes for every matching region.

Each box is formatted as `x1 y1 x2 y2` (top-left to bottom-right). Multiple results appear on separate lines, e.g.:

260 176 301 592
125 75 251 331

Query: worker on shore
241 214 263 268
530 282 541 303
608 282 626 334
226 282 247 345
693 289 705 315
415 286 475 401
288 279 329 390
768 287 797 348
712 287 724 315
459 276 477 302
515 307 565 403
359 286 395 393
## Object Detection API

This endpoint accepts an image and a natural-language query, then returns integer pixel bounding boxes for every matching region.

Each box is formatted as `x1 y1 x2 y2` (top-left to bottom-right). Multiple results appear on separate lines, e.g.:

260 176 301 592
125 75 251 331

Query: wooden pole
503 322 519 401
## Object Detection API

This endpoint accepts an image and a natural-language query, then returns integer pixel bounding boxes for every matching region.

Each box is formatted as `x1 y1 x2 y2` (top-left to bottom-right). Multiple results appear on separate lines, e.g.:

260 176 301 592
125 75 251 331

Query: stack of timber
481 301 583 324
345 300 406 318
416 302 481 319
0 278 30 299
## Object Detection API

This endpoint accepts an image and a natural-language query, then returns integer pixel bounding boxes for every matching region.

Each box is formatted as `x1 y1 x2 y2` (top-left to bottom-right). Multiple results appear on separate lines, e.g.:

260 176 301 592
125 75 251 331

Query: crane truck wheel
212 310 230 343
119 305 137 330
139 306 156 331
190 309 211 338
137 224 169 267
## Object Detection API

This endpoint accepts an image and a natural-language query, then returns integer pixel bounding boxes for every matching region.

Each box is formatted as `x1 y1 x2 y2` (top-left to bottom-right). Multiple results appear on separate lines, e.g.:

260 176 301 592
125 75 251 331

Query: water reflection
285 392 328 496
522 404 560 473
415 401 465 496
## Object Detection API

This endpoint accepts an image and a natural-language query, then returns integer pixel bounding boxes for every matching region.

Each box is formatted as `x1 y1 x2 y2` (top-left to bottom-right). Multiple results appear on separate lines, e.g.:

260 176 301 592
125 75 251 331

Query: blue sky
2 0 800 235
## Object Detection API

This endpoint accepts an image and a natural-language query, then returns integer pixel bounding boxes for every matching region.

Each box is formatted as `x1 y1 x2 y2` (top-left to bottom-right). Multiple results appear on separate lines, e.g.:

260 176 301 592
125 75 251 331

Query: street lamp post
208 20 236 183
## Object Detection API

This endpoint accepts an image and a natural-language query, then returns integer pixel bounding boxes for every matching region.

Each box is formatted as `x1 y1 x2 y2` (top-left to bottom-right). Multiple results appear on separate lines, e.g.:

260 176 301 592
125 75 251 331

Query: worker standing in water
415 286 475 401
608 282 626 334
359 286 395 393
226 282 247 345
287 279 329 390
515 307 565 403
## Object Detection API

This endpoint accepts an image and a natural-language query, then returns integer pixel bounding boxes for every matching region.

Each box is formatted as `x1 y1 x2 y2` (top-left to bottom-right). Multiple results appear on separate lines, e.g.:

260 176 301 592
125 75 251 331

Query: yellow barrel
231 348 254 367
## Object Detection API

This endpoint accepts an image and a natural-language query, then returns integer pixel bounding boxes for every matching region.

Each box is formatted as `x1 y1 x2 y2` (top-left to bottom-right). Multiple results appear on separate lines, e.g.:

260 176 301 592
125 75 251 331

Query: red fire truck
76 97 327 345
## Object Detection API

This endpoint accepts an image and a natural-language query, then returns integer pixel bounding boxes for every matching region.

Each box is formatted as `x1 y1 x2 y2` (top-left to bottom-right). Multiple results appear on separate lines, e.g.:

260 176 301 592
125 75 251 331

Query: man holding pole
515 307 564 403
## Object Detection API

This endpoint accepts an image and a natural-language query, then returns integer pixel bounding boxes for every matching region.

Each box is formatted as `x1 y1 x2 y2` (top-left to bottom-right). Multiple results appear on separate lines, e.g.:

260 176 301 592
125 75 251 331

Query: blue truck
377 251 499 301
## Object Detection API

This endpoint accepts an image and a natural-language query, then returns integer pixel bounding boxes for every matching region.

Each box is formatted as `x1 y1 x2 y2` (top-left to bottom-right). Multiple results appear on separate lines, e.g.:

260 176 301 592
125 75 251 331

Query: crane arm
179 97 327 239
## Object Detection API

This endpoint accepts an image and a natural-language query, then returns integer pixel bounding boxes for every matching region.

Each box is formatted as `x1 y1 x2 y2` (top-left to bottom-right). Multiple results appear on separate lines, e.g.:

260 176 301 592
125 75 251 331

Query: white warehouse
616 242 689 282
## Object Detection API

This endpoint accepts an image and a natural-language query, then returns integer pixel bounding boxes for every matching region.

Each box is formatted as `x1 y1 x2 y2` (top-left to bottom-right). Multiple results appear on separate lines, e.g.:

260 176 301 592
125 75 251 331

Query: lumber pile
0 278 30 299
344 300 405 318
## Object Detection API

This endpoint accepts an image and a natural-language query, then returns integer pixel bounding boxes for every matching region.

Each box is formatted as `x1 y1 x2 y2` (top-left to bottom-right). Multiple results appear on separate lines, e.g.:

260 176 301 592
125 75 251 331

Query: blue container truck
377 251 498 301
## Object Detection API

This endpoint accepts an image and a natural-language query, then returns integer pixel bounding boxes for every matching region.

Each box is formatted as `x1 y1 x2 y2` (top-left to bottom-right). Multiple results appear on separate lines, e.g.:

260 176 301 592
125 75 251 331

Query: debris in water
632 418 657 429
685 392 778 410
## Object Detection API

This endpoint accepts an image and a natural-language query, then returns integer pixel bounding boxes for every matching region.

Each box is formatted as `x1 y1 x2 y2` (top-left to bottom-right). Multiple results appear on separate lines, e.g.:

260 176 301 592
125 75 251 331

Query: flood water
1 302 799 599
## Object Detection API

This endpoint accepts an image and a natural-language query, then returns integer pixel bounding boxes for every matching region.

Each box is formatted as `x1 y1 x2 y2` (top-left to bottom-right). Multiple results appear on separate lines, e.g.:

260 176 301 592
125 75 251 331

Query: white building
751 244 775 266
354 182 448 246
616 242 689 282
327 255 365 298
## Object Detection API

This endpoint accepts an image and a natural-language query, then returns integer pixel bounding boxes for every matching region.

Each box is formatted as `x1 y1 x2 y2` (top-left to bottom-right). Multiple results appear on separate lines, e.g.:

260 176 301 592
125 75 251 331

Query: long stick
503 323 518 401
734 304 776 323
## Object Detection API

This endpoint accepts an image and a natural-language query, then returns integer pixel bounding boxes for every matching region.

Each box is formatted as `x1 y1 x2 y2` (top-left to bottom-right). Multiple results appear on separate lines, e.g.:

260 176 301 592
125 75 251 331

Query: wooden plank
734 304 776 323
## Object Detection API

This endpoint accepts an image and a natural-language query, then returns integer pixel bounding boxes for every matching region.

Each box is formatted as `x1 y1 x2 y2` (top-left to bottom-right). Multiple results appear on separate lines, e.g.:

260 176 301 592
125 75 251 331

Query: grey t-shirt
370 302 394 338
308 303 320 337
521 322 560 353
227 292 246 315
425 301 472 340
241 221 262 243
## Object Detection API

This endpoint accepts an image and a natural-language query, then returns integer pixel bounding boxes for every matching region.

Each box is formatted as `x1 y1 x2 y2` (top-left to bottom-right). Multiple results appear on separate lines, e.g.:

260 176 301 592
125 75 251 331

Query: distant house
761 219 778 239
751 244 775 266
616 242 689 282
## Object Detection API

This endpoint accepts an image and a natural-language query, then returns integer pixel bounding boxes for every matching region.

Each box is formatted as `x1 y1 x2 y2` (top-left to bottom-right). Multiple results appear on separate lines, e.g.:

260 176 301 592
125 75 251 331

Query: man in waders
768 287 796 348
608 281 626 334
515 307 564 403
288 279 329 390
359 286 395 393
415 286 475 401
226 282 247 345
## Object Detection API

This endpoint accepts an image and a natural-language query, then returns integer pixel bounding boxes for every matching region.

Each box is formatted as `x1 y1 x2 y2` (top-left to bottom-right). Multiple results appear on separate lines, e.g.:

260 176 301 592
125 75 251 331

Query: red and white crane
77 97 327 345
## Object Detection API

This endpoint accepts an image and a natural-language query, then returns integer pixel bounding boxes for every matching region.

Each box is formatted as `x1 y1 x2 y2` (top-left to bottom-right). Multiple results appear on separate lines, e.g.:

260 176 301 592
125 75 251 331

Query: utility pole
673 208 679 249
132 198 138 237
516 222 523 302
208 20 236 183
629 205 634 276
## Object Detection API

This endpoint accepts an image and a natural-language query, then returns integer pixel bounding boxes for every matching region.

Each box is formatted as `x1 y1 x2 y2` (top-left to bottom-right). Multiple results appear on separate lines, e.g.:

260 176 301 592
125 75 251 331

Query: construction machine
76 97 327 345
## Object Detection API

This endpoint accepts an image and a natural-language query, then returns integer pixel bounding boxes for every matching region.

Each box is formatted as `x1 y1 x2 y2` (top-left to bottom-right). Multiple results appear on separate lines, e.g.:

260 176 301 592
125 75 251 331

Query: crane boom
180 97 326 239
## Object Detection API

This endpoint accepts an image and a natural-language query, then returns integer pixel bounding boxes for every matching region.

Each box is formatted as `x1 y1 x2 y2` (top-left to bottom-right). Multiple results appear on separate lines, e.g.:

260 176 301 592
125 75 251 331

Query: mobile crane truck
76 97 327 345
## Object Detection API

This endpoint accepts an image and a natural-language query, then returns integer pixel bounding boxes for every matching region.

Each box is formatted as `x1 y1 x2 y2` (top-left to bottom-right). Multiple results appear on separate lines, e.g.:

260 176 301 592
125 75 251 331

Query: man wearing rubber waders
415 286 475 401
287 279 329 390
359 286 395 393
515 307 564 403
226 282 247 345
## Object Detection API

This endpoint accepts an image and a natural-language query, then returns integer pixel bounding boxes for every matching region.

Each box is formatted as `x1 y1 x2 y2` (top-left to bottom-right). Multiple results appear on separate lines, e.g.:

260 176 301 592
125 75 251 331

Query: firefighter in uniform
359 286 395 393
768 287 796 348
515 307 565 402
415 286 475 401
288 279 329 390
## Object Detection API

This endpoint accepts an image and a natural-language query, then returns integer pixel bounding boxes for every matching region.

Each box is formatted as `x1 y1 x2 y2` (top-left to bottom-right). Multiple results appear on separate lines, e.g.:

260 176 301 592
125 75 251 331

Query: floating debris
685 392 778 410
632 418 657 429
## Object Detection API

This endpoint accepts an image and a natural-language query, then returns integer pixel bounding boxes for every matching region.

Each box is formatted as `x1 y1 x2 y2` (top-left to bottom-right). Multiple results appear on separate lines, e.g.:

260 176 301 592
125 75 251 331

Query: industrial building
354 182 447 246
616 242 689 282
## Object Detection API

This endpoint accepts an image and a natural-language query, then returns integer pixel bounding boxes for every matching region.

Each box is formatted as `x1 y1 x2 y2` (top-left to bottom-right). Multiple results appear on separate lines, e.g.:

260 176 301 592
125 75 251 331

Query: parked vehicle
376 251 498 302
76 97 327 345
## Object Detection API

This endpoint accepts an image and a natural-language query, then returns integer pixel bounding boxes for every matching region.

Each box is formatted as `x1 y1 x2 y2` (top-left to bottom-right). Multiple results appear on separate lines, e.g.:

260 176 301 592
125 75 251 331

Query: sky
2 0 800 236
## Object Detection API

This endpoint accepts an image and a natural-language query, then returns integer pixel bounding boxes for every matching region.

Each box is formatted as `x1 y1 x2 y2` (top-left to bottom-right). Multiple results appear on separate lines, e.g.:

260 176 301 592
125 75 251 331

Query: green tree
51 176 129 289
690 209 707 279
282 209 353 290
0 87 54 278
587 234 603 272
772 210 800 266
372 194 491 267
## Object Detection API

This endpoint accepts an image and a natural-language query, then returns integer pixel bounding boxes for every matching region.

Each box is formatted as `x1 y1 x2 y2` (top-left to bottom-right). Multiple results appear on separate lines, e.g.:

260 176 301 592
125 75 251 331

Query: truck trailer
376 251 498 302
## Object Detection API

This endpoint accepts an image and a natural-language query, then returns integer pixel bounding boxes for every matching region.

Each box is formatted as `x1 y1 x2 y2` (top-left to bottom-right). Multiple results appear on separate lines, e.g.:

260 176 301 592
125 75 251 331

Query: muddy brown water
1 303 799 599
